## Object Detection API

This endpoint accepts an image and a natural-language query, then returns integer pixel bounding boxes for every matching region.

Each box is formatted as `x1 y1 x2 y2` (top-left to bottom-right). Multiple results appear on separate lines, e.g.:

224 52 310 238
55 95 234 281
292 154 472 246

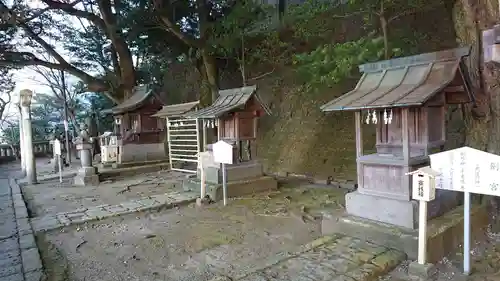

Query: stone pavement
0 176 44 281
210 234 407 281
31 190 198 233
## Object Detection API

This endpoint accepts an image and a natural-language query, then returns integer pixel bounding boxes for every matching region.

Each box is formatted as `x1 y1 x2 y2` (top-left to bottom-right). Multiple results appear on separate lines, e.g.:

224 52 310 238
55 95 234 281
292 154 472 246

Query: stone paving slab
233 235 406 281
31 190 198 233
6 178 46 281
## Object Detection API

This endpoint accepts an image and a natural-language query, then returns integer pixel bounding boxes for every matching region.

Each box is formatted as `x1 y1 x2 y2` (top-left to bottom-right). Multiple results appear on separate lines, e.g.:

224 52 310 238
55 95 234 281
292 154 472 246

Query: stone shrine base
74 167 99 186
183 176 278 201
346 191 419 229
322 203 488 263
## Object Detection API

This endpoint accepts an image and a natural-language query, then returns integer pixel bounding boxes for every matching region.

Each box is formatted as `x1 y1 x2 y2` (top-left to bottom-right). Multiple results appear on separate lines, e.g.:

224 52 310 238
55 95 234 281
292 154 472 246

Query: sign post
464 191 471 274
53 139 62 183
406 167 439 266
427 146 500 275
212 140 233 206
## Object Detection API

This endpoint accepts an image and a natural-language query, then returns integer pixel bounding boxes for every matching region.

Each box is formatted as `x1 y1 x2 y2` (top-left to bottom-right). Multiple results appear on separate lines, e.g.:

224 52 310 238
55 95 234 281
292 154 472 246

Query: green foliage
211 0 276 65
293 36 388 90
284 0 341 40
1 122 20 145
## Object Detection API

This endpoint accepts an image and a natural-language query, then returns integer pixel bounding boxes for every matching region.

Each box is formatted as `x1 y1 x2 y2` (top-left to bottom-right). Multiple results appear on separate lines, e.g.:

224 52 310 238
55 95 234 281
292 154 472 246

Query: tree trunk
200 48 219 105
454 0 500 231
379 3 389 59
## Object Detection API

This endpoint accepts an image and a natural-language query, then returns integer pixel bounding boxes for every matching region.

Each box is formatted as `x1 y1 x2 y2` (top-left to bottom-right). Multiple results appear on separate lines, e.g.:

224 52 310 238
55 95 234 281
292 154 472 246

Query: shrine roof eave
152 101 200 118
321 46 474 112
106 85 154 115
185 85 272 119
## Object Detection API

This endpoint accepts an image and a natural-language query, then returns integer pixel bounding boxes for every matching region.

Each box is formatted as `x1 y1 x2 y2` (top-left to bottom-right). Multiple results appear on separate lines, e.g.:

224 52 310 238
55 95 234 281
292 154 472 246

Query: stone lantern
73 124 99 186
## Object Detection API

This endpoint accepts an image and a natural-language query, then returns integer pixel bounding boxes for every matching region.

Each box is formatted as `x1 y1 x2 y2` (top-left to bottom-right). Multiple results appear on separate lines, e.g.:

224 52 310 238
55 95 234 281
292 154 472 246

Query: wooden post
421 107 429 156
355 111 364 189
402 108 411 200
200 155 206 198
202 119 207 151
166 117 172 169
217 119 221 141
417 199 428 264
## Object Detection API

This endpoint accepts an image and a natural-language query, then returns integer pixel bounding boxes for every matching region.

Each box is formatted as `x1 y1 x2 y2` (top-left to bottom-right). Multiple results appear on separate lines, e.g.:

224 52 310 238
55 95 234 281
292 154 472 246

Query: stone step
232 234 407 281
322 202 489 263
182 176 278 202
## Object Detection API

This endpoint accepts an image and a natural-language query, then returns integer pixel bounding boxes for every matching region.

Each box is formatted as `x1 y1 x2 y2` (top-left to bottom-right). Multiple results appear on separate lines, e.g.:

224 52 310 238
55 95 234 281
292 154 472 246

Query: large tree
0 0 142 103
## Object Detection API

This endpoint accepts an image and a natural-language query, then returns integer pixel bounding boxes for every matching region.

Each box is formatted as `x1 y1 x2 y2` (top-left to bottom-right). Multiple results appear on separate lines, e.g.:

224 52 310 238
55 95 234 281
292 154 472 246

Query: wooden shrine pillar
402 108 411 199
355 111 364 189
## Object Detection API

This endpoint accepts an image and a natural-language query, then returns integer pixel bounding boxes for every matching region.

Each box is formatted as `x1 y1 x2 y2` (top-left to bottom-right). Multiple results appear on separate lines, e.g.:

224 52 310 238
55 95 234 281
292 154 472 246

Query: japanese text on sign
430 146 500 197
418 180 424 197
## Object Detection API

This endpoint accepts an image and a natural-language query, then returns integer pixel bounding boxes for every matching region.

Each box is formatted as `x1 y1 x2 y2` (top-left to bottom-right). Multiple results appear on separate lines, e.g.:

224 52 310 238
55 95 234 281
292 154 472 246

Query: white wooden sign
430 146 500 196
406 166 439 202
427 146 500 275
53 139 62 156
212 140 233 164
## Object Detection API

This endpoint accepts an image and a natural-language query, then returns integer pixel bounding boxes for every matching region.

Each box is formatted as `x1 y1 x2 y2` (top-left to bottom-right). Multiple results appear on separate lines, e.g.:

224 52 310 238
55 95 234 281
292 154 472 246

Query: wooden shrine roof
105 85 154 115
152 101 200 118
321 47 473 112
185 85 272 119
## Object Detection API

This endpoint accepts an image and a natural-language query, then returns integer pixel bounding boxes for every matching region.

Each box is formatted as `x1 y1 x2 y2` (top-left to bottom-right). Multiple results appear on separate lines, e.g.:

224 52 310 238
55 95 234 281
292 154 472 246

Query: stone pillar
74 140 99 186
19 90 37 184
18 104 26 175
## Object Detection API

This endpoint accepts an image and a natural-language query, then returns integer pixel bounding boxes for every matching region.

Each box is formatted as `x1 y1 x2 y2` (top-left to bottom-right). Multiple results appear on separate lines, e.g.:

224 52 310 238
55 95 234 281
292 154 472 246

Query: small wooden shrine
103 85 166 164
182 85 277 200
152 101 201 173
321 47 474 229
187 85 271 164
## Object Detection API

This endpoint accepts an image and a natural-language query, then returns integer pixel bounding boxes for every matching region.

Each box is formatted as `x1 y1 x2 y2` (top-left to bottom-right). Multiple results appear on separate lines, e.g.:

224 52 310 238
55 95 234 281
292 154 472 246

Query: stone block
104 205 128 215
21 248 42 273
344 263 384 281
371 249 406 271
73 173 99 186
169 192 197 203
135 198 161 208
66 212 86 219
10 183 21 195
408 261 437 279
0 272 23 281
206 176 277 202
19 234 37 250
0 251 21 268
0 218 17 239
119 201 143 211
204 162 264 184
14 207 28 219
13 199 25 209
208 276 232 281
150 194 172 204
0 264 22 277
85 208 111 220
0 237 19 254
31 216 61 232
56 214 71 226
345 191 418 229
24 269 46 281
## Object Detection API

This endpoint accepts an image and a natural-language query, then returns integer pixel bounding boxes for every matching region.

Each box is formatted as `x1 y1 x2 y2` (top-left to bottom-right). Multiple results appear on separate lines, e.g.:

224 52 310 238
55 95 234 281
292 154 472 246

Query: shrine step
99 161 170 180
182 176 278 201
321 203 488 263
